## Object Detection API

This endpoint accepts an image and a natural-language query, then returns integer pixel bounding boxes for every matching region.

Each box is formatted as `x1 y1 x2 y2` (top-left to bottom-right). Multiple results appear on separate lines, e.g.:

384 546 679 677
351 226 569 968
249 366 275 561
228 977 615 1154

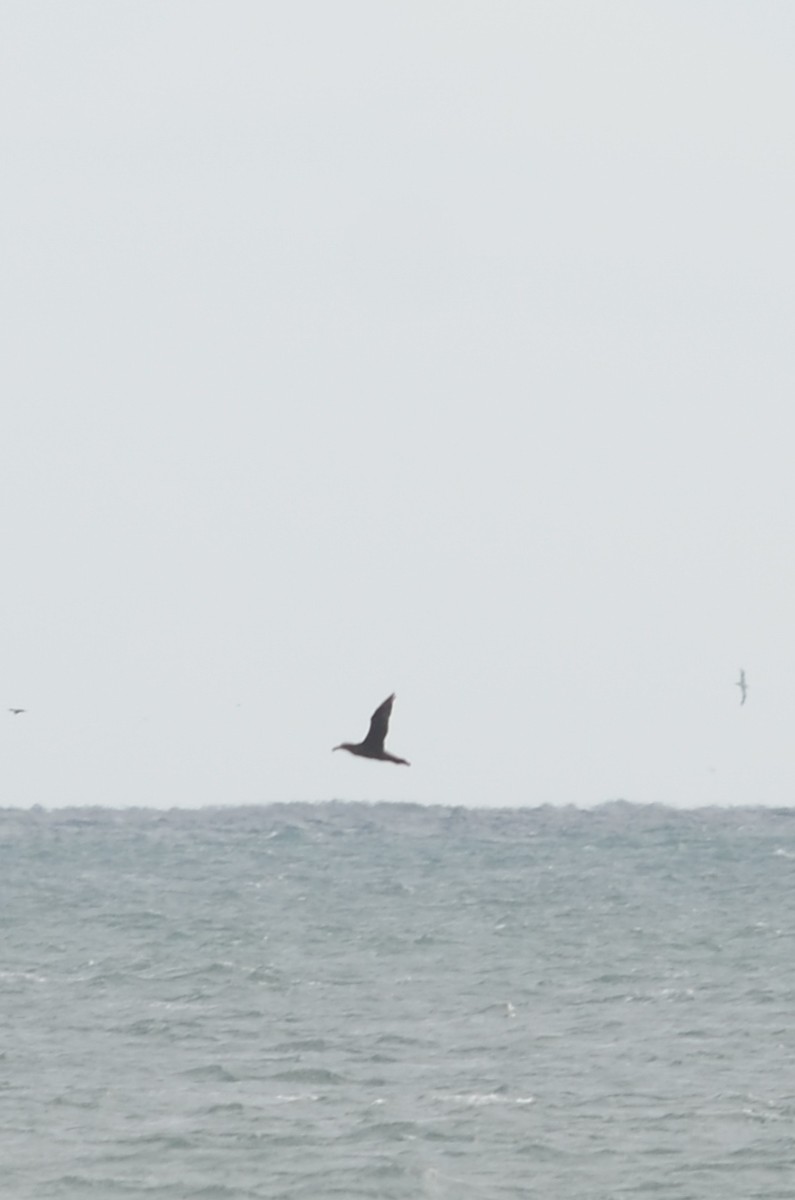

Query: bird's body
8 708 25 715
333 693 410 765
736 670 748 705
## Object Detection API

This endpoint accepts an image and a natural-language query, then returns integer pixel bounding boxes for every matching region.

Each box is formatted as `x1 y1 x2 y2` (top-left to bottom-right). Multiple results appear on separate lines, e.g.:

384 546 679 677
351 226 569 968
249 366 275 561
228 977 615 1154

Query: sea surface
1 802 794 1199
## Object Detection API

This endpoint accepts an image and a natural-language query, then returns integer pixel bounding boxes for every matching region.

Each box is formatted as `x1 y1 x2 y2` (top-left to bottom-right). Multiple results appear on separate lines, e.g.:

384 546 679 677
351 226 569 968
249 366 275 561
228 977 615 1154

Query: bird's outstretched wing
361 693 395 753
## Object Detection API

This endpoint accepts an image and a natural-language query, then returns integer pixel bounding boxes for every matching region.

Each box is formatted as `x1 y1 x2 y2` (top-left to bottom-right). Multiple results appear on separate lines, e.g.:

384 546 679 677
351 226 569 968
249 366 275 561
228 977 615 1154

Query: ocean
1 802 794 1199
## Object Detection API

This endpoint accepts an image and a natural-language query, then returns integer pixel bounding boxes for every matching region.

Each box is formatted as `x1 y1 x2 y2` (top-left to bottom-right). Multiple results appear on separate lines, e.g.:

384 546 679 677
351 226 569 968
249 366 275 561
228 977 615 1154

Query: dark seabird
736 669 748 705
333 693 410 765
8 708 25 715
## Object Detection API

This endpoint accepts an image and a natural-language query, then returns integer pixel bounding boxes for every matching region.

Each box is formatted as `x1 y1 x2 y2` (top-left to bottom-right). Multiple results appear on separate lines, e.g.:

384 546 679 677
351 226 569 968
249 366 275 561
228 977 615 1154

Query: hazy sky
3 3 795 808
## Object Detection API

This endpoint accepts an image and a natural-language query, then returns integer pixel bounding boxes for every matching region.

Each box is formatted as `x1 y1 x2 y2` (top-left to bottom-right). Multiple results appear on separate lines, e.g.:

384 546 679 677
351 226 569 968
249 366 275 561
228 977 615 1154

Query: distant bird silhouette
8 708 25 716
333 693 410 765
736 669 748 705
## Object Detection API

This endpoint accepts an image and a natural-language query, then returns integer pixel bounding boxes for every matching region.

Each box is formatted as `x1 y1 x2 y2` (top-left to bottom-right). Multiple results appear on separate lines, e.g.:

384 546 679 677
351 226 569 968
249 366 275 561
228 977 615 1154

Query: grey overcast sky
2 3 794 809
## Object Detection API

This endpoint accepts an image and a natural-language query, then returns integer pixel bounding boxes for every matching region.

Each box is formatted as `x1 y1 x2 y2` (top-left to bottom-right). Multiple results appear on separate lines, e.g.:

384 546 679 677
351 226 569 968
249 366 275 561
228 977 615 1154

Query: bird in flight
8 708 26 716
333 693 410 765
736 670 748 705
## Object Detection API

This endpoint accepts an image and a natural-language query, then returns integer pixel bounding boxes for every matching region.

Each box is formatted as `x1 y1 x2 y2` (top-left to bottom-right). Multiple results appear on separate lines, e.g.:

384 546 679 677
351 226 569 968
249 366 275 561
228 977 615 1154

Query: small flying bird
333 693 410 765
8 708 26 715
736 670 748 705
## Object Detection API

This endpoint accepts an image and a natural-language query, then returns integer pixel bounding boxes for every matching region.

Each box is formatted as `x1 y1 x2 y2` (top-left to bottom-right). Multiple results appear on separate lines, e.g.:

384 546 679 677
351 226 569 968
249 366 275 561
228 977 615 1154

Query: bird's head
332 742 353 753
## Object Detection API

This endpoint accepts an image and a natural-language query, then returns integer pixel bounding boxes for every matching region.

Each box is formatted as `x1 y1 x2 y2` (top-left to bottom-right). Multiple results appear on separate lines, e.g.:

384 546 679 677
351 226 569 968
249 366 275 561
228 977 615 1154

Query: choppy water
1 801 794 1198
